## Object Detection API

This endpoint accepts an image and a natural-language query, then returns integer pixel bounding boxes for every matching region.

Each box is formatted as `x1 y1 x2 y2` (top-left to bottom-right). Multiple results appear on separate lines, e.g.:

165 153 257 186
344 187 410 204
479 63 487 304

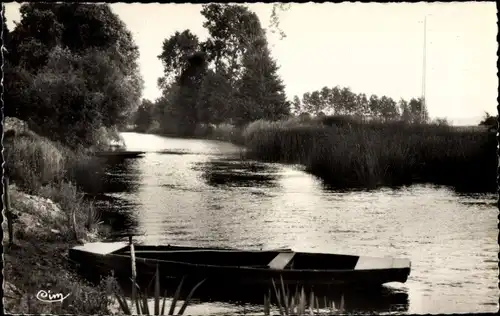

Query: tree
368 94 381 119
11 3 141 76
173 52 208 135
319 87 331 114
398 99 411 123
269 4 291 40
301 92 312 114
355 93 370 117
338 87 357 116
408 97 428 124
479 112 497 131
155 84 182 135
201 4 264 82
306 91 322 115
25 46 142 147
291 95 303 115
196 70 234 124
7 3 143 146
329 86 342 115
155 4 290 130
237 50 289 124
378 96 400 121
134 99 155 132
157 30 201 89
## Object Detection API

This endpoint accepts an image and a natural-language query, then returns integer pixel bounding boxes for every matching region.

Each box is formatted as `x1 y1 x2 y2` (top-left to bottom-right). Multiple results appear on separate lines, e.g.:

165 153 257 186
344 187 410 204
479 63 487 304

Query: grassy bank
241 116 497 193
2 117 115 314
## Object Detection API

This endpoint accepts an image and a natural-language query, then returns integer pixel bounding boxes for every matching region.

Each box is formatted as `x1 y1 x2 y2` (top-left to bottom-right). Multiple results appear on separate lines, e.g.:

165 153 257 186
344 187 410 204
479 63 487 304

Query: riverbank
2 185 118 314
127 123 245 146
2 117 117 314
127 116 496 193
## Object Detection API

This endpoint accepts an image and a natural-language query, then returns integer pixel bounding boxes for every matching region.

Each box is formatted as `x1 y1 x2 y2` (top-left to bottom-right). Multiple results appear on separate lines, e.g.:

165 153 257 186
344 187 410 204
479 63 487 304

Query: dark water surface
88 132 498 314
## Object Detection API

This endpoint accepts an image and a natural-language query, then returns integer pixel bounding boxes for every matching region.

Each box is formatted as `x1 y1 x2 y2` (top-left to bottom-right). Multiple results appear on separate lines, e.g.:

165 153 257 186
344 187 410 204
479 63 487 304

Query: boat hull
68 243 411 289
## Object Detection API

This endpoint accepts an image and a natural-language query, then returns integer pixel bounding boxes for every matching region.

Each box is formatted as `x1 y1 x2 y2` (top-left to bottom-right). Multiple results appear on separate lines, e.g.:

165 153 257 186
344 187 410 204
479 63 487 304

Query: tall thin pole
421 16 427 122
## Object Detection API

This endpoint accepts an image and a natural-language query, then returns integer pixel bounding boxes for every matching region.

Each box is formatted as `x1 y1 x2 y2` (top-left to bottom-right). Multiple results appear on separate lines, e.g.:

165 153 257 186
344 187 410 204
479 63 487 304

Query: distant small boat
93 151 145 158
69 242 411 288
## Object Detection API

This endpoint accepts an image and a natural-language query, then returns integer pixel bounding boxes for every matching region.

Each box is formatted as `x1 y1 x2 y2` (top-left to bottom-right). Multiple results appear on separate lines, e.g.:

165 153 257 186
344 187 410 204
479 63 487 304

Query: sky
4 2 498 125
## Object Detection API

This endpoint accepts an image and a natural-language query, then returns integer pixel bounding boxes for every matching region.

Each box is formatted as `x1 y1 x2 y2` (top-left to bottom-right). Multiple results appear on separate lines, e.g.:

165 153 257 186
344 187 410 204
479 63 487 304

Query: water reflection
91 193 139 234
75 133 498 314
78 157 142 195
194 158 281 189
80 156 143 233
113 278 409 315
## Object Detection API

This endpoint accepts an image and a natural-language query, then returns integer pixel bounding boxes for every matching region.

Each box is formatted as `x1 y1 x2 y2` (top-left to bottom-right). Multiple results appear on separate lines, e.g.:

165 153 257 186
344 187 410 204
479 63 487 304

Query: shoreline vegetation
2 2 496 315
129 113 497 194
3 117 115 314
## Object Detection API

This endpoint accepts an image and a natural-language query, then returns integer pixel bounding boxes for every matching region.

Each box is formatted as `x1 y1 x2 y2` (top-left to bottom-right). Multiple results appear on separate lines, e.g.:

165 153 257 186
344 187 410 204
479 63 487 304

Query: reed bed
242 116 496 192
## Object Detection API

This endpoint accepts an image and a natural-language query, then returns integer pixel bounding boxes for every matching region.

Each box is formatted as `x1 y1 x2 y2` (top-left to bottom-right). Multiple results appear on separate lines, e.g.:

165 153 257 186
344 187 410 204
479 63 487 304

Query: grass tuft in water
114 260 206 315
264 276 344 315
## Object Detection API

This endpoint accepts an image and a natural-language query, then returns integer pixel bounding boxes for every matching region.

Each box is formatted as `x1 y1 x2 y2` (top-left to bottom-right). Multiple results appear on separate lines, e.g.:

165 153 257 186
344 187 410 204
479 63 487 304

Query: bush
38 181 102 240
4 134 65 193
4 247 117 315
213 123 244 145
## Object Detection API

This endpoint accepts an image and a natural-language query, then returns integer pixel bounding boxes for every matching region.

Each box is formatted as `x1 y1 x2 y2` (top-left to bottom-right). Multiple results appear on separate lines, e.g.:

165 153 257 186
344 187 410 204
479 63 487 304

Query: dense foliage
139 4 289 135
133 4 434 135
4 3 143 148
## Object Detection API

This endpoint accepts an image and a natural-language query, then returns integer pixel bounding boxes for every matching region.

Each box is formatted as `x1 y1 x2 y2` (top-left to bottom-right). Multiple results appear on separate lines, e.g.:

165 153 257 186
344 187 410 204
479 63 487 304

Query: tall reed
114 241 206 315
243 116 496 192
264 276 344 315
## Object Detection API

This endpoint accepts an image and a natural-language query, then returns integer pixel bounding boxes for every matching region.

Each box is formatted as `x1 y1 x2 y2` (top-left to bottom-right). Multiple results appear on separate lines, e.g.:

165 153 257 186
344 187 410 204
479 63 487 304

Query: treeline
3 3 143 149
132 4 434 135
291 87 429 124
132 4 289 136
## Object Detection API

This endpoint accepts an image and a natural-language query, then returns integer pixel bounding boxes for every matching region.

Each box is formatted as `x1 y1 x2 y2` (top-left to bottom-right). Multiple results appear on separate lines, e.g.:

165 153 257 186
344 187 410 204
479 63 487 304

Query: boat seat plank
355 256 410 270
391 258 411 269
72 242 129 255
355 256 393 270
268 252 295 270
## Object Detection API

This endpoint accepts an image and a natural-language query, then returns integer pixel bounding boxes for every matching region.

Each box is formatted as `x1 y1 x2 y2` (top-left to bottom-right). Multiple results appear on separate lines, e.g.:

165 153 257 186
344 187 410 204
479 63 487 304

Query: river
87 132 498 314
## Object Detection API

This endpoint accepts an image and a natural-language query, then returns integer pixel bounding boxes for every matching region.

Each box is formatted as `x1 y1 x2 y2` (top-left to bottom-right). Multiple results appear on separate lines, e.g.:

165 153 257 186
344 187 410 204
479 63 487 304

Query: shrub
4 134 65 193
38 181 102 240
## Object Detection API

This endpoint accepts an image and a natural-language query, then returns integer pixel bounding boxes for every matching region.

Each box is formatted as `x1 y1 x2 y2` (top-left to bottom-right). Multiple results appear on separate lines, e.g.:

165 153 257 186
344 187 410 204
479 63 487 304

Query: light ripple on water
93 133 499 314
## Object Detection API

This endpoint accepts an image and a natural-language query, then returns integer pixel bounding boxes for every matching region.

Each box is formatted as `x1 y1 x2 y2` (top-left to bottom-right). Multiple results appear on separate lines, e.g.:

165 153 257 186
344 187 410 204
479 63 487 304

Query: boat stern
354 256 411 284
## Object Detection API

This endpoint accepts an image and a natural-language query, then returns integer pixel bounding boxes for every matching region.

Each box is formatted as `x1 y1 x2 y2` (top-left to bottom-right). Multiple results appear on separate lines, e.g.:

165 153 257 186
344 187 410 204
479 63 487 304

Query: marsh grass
4 123 106 241
243 116 496 192
38 181 103 240
114 262 206 315
4 133 66 193
264 276 344 315
209 123 245 145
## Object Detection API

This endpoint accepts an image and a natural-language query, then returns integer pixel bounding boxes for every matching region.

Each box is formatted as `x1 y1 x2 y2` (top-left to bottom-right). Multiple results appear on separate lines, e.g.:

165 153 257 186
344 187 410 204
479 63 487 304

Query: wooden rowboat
69 242 411 288
93 151 145 158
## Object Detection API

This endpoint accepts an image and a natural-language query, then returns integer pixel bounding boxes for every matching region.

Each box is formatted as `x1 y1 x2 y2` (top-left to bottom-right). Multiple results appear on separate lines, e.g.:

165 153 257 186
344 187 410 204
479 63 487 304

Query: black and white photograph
1 2 498 315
